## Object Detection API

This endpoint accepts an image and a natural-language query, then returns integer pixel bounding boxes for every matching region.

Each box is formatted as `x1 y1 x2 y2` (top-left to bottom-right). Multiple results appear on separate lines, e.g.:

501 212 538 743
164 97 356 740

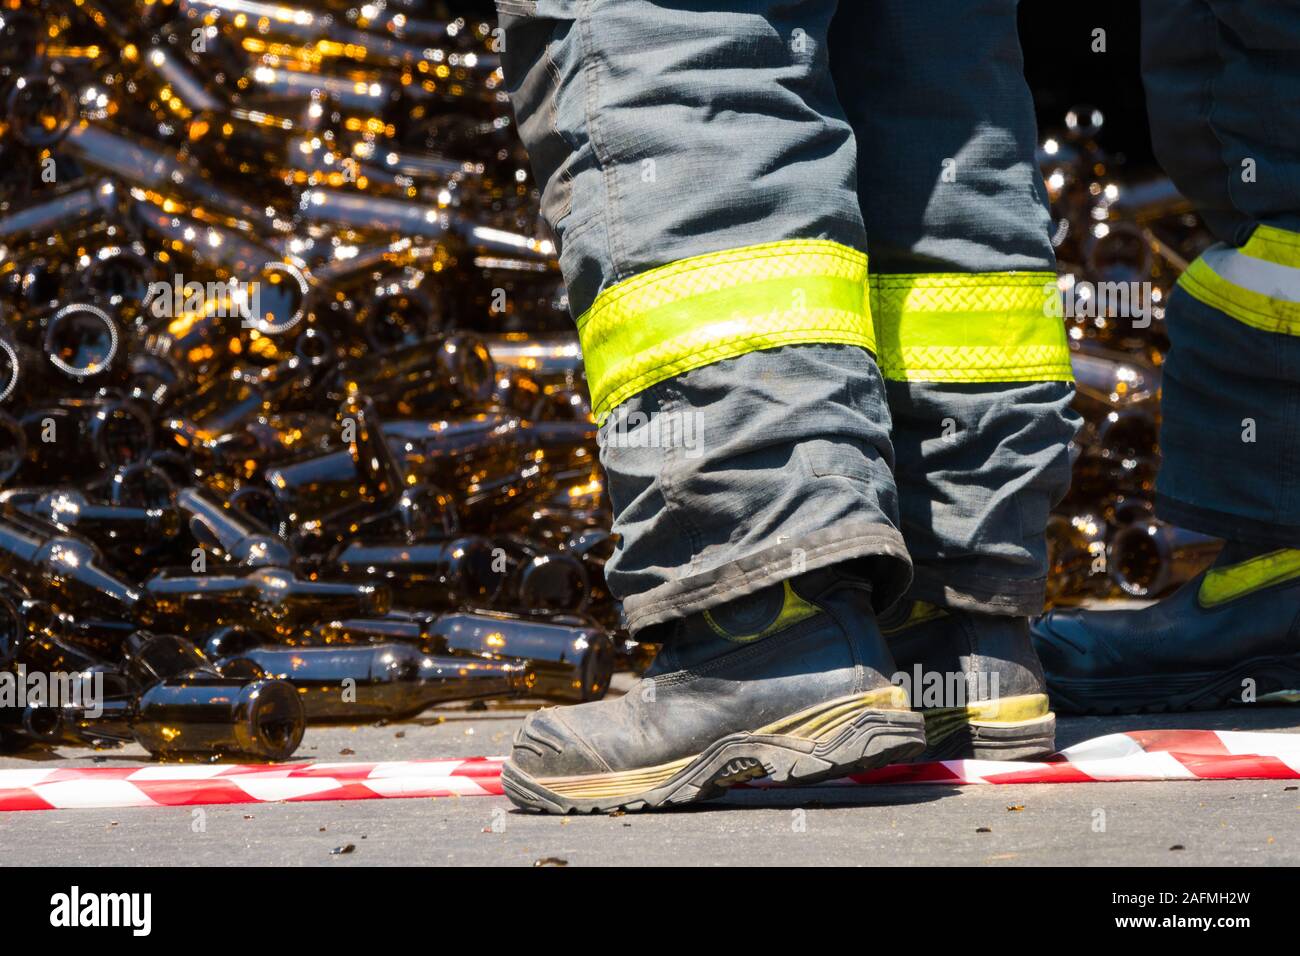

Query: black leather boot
501 568 926 813
1033 545 1300 714
883 602 1056 760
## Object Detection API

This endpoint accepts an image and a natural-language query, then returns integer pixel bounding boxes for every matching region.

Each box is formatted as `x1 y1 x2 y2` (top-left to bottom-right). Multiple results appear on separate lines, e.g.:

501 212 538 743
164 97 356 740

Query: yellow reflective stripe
869 272 1072 382
1198 549 1300 608
1177 256 1300 336
576 240 872 420
1241 224 1300 268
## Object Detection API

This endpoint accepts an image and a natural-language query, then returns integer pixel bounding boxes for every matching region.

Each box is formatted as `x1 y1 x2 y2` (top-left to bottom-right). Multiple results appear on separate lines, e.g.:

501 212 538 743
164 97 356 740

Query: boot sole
501 687 927 814
916 693 1056 761
1046 653 1300 715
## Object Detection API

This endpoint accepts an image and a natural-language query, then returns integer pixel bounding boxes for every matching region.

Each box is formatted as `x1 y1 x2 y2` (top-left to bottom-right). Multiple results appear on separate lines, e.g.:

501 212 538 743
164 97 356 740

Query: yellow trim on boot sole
920 693 1053 746
535 687 910 798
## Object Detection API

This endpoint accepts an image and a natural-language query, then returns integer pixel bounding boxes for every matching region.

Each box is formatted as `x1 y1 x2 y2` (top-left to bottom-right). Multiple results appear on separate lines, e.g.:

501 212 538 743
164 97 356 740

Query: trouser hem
1155 494 1299 550
621 521 911 635
906 566 1046 618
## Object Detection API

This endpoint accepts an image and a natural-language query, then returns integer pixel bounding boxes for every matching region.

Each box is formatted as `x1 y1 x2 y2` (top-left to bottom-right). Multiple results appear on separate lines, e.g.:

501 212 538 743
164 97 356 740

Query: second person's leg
830 0 1079 758
1033 0 1300 715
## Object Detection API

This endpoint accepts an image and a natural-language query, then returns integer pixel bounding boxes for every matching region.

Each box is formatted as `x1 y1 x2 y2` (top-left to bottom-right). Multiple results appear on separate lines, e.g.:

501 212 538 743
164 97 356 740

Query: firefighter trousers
496 0 1080 633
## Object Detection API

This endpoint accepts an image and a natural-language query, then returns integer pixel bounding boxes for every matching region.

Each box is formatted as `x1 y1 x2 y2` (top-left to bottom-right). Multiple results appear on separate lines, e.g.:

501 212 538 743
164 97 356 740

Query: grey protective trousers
497 0 1078 634
1142 0 1300 547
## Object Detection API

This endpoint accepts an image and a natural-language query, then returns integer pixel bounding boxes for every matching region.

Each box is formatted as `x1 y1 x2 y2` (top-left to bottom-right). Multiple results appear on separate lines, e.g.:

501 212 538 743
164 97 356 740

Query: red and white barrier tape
838 729 1300 786
0 757 505 811
1 730 1297 811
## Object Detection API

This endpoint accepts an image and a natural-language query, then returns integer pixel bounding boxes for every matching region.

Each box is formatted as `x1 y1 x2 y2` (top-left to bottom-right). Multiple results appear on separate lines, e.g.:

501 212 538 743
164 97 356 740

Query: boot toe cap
508 707 608 779
1031 609 1122 681
1034 608 1107 676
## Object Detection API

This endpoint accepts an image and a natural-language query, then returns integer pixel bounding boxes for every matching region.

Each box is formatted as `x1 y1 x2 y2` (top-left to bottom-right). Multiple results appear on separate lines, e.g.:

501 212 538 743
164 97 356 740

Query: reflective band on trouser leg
869 272 1072 382
1177 225 1300 336
576 240 874 421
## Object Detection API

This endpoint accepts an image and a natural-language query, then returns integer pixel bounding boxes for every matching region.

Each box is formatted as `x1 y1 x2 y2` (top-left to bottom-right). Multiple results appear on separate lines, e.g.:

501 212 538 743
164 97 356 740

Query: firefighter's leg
829 0 1079 758
493 0 924 812
1034 0 1300 714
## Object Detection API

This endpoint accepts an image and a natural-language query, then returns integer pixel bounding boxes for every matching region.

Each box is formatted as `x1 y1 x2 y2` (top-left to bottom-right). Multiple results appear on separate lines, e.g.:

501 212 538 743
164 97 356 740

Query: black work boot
501 568 926 814
1032 545 1300 714
882 602 1056 760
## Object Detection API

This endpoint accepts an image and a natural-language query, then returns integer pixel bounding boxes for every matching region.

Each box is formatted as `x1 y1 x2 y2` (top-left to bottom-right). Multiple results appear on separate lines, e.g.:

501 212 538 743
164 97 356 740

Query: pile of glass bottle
0 4 1218 760
1038 107 1222 608
0 0 630 762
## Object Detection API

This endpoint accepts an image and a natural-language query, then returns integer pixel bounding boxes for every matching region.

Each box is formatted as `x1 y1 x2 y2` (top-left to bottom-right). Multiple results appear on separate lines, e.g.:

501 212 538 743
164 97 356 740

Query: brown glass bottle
316 609 615 703
1044 512 1117 607
62 120 287 234
165 351 333 447
216 643 526 720
323 334 495 415
175 486 296 568
194 411 338 474
0 487 182 575
1109 520 1223 600
0 179 119 244
17 397 154 480
117 630 213 687
71 0 229 122
43 301 126 384
0 513 142 623
260 395 414 554
327 535 499 608
142 565 389 635
487 536 591 614
1069 340 1161 422
24 675 305 760
258 412 526 509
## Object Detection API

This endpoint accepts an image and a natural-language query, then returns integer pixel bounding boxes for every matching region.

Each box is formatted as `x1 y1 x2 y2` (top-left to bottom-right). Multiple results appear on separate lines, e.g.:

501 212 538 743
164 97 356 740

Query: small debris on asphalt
331 844 356 855
533 857 568 867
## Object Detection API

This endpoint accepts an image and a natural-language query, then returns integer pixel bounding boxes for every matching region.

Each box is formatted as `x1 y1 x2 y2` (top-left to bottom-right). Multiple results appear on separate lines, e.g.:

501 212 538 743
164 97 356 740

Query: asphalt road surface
3 684 1298 867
